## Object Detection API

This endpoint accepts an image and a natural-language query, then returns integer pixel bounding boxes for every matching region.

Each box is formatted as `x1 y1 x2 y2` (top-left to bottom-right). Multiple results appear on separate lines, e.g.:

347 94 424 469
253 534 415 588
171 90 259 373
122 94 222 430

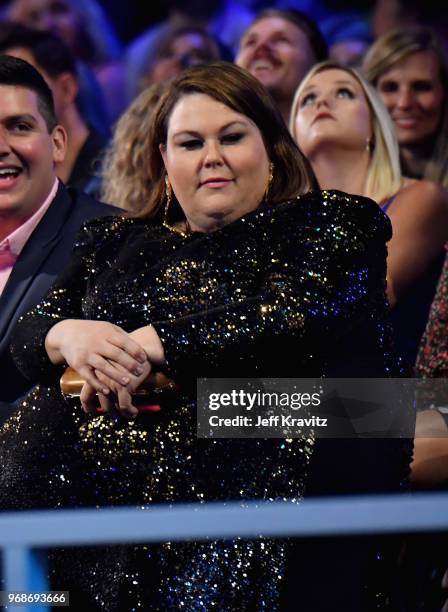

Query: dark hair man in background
0 22 107 195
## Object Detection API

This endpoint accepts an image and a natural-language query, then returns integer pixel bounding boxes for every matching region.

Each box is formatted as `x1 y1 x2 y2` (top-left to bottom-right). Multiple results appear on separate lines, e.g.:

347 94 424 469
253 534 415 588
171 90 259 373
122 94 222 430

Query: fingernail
121 377 130 385
138 353 146 363
102 388 110 394
133 368 143 376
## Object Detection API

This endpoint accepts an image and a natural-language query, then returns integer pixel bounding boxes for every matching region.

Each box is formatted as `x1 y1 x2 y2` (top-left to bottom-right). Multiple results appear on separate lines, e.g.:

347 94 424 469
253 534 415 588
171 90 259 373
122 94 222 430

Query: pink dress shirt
0 179 59 296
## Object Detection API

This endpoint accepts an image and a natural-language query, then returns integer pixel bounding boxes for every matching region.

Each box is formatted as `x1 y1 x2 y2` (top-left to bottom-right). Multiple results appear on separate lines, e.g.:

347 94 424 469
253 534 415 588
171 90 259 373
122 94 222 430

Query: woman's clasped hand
44 319 166 416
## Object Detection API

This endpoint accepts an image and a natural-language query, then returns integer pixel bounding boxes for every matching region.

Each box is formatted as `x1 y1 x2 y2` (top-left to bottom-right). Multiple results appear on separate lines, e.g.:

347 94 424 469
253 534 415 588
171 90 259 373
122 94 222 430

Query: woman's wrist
44 319 71 364
130 324 166 366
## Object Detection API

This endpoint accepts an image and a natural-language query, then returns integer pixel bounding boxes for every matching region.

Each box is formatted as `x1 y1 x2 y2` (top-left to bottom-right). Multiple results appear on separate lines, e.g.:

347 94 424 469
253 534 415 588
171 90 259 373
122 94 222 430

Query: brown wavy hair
101 82 169 213
137 61 317 220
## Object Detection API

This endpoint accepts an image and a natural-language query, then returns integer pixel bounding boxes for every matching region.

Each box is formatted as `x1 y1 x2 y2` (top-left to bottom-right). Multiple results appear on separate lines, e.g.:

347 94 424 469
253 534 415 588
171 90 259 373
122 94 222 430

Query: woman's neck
400 142 434 179
308 147 370 196
278 98 293 126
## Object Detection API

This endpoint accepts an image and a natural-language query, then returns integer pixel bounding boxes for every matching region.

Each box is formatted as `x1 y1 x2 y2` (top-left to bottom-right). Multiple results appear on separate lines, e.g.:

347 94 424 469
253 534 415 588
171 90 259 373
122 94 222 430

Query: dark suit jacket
0 181 119 416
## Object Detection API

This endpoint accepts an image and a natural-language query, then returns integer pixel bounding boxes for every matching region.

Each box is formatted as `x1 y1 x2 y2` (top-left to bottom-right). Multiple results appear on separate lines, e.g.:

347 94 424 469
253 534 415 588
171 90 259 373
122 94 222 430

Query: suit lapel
0 182 71 346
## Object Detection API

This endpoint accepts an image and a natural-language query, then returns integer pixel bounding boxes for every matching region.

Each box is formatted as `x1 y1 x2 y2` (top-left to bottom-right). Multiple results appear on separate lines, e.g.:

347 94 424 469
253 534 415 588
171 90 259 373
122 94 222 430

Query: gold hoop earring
264 162 274 203
163 175 172 224
163 176 190 237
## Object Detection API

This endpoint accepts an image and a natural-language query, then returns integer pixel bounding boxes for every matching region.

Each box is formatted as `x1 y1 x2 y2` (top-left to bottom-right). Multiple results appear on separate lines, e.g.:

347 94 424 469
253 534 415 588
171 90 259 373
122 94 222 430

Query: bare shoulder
391 179 448 217
399 179 448 205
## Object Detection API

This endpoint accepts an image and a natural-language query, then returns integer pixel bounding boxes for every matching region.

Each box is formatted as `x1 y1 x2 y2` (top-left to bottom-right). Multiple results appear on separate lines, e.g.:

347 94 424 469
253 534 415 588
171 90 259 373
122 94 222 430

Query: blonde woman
363 26 448 189
290 61 448 364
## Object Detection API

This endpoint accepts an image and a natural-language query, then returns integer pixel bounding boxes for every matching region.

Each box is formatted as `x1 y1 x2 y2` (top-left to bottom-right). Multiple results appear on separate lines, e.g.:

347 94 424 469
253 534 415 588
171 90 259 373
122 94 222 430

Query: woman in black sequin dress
0 63 411 610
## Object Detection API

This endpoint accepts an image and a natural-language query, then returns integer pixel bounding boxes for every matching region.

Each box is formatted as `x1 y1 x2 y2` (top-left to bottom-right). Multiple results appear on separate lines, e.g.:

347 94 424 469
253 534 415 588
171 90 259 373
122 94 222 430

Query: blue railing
1 492 448 611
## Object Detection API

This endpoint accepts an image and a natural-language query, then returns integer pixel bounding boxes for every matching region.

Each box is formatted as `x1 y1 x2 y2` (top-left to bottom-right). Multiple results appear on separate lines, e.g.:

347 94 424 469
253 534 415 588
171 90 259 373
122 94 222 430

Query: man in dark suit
0 54 118 421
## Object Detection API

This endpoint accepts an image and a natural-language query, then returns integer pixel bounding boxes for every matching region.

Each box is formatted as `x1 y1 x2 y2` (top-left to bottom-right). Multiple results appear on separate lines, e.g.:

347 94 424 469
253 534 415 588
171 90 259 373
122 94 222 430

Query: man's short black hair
254 9 328 63
0 54 57 131
0 22 77 79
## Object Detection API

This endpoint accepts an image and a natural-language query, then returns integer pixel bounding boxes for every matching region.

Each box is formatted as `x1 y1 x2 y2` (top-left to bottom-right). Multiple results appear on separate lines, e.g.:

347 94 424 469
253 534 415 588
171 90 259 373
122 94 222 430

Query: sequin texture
0 190 410 610
416 251 448 378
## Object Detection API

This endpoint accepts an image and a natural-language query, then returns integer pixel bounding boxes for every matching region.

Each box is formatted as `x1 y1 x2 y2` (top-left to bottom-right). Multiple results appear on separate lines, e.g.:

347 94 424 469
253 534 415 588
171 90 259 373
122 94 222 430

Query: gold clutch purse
60 367 177 413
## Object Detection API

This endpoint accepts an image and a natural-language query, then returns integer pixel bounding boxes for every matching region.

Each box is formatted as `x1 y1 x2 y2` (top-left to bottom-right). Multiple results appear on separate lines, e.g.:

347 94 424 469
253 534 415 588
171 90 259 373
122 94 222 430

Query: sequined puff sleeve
153 191 391 380
9 216 121 385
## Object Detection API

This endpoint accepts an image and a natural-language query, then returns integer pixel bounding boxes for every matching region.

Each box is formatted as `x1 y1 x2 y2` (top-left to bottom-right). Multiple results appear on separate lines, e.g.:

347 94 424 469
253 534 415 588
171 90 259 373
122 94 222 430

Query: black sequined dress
0 191 411 610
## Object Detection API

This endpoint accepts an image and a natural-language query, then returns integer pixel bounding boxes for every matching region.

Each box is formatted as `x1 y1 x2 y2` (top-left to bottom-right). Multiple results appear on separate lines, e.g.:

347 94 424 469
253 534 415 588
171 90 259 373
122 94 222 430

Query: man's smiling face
0 84 65 221
236 16 316 102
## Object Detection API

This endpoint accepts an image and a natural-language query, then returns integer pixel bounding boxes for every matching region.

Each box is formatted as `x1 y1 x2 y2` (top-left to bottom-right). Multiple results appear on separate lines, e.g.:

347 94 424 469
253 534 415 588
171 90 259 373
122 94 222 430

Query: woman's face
375 50 445 147
294 69 372 158
160 93 270 233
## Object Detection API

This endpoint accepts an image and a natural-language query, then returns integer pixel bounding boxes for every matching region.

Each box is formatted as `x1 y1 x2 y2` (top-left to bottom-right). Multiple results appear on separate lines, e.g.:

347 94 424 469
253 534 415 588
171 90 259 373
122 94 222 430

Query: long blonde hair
101 82 169 213
290 61 402 204
363 26 448 188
